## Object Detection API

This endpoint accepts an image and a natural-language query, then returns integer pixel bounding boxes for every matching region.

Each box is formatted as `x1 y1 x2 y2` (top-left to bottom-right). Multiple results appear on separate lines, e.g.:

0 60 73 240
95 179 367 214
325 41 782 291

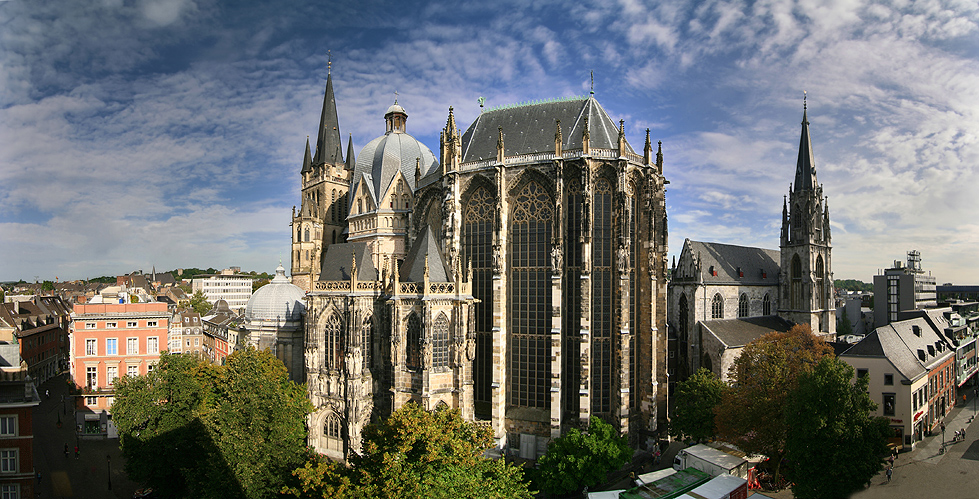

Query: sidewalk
32 374 139 499
909 386 979 465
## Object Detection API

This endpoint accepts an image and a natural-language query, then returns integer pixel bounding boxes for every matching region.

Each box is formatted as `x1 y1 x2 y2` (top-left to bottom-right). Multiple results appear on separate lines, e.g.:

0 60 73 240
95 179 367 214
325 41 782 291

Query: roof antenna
590 70 595 95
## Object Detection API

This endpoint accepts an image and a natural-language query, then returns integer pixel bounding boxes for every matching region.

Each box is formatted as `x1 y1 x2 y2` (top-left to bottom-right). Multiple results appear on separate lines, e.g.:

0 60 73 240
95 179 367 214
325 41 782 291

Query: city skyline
2 0 977 283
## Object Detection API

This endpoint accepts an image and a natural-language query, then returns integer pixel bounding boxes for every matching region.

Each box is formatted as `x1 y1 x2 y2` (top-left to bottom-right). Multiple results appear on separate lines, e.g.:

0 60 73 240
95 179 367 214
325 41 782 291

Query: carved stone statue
617 244 629 273
551 245 562 272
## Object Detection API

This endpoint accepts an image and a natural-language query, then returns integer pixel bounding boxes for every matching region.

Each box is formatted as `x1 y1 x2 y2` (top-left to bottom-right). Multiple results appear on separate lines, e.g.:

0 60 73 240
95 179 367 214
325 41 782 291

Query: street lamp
107 454 112 490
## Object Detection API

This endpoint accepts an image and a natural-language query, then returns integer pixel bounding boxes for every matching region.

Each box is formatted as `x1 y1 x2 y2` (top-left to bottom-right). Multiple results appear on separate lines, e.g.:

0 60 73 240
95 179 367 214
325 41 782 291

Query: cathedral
292 70 670 461
667 98 836 389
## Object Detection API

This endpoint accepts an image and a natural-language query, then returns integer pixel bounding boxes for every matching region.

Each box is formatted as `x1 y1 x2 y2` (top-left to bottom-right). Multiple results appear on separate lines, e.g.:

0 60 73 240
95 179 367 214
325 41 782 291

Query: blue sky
2 0 977 284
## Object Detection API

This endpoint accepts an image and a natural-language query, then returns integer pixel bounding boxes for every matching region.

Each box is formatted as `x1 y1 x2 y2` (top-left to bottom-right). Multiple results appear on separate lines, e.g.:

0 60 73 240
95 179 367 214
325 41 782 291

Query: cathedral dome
245 264 305 323
353 102 439 203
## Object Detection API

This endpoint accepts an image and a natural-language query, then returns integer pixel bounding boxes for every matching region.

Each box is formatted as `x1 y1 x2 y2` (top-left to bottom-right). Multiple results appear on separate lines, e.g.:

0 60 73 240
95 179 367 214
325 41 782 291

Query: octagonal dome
245 264 305 323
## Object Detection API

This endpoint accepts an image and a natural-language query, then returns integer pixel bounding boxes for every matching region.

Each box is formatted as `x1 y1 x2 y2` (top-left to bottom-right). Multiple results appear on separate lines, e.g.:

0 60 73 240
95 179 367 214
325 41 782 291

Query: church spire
301 136 312 174
313 71 343 166
794 92 817 192
345 133 356 171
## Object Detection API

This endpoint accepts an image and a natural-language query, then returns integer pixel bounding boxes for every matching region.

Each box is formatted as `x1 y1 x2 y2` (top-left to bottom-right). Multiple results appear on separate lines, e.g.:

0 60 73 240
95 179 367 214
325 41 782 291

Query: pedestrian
45 389 49 399
654 449 661 465
63 443 69 458
886 466 892 483
35 471 41 484
74 445 79 459
887 453 894 466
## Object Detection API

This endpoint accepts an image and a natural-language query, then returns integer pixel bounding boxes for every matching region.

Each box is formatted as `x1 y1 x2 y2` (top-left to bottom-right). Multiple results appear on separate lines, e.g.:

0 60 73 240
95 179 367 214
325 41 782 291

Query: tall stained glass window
463 185 495 416
508 181 552 409
563 179 582 416
592 177 613 416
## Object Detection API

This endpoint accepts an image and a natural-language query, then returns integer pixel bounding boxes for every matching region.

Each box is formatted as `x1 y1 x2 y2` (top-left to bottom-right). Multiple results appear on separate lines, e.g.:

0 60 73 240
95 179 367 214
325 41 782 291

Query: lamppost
107 454 111 490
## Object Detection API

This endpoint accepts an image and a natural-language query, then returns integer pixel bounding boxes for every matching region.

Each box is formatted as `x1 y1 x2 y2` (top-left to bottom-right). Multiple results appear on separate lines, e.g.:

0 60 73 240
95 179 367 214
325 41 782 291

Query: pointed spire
794 92 817 192
656 140 664 173
496 126 505 163
345 134 356 171
643 128 652 165
554 120 563 157
314 72 343 166
301 136 313 174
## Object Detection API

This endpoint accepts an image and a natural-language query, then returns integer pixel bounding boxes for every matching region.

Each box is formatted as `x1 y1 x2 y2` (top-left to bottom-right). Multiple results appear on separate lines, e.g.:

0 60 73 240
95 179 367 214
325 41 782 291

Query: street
32 374 139 499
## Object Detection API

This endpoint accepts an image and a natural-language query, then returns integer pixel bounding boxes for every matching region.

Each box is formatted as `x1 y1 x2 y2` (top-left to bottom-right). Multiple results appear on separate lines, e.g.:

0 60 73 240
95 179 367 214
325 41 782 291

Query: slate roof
794 106 818 192
459 96 634 163
842 316 953 381
318 242 378 281
400 226 453 283
679 240 780 285
700 315 793 348
313 73 344 166
352 128 438 206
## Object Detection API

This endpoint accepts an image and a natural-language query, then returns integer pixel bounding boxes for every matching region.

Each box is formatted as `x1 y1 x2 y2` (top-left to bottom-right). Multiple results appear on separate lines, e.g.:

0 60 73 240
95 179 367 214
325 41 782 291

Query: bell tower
291 64 352 292
779 95 835 337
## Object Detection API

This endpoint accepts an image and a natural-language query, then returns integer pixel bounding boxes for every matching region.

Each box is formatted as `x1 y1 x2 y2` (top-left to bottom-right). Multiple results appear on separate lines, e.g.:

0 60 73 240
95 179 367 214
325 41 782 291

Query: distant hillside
835 279 873 293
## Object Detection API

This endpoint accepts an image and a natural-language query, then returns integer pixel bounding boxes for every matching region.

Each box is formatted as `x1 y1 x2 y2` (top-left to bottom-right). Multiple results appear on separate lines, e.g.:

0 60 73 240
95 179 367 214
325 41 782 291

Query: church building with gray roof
292 68 669 461
668 101 837 390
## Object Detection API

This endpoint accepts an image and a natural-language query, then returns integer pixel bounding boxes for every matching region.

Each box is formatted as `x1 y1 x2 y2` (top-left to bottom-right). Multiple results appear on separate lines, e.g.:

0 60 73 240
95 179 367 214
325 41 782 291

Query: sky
1 0 977 285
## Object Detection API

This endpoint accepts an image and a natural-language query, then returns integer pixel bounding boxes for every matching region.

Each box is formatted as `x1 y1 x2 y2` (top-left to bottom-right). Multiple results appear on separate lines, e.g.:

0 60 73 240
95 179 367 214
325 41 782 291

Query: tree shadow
122 417 246 499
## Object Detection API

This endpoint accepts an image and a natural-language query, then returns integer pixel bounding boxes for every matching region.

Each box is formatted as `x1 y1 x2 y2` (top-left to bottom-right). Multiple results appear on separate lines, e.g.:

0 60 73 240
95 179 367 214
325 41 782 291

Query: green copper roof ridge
482 95 588 113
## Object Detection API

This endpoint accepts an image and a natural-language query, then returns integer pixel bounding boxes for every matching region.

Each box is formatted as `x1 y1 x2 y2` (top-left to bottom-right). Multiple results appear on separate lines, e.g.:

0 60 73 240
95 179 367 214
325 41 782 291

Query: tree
532 416 633 496
112 348 313 499
189 290 211 314
284 403 532 499
785 356 890 499
670 368 727 443
714 324 833 481
42 280 54 291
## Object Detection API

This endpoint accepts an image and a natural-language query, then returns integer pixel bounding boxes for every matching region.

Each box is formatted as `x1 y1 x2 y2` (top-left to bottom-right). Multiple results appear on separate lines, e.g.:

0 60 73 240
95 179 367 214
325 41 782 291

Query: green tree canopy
785 356 891 499
285 403 532 499
531 416 633 496
112 348 312 499
670 368 727 443
715 324 833 480
189 289 211 314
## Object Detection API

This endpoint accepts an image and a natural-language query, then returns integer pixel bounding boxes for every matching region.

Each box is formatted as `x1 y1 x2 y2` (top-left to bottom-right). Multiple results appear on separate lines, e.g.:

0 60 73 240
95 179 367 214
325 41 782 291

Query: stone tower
291 70 353 291
779 98 835 337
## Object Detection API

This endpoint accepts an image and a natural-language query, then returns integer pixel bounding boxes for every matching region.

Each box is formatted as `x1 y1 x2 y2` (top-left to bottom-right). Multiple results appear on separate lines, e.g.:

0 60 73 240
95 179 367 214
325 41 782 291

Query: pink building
69 302 169 437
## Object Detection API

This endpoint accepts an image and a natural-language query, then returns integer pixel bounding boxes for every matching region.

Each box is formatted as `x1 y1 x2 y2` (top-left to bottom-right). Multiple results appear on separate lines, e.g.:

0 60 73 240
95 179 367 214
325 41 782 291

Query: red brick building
69 302 169 437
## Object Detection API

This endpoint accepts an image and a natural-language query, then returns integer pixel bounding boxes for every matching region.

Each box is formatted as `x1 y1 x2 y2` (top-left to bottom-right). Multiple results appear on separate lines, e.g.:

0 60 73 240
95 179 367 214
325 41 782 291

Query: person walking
886 466 892 483
74 445 79 459
63 443 69 458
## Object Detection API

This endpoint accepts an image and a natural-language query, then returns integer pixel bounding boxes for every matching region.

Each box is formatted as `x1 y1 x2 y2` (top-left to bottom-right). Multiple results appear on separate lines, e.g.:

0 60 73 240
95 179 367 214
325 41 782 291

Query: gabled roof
842 316 953 381
459 96 634 163
313 73 343 166
318 242 377 282
700 315 793 349
400 226 453 283
679 240 780 285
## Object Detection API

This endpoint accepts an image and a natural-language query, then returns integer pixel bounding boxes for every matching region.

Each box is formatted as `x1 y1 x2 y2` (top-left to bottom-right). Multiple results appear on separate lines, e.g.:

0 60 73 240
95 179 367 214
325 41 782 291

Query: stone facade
299 75 670 461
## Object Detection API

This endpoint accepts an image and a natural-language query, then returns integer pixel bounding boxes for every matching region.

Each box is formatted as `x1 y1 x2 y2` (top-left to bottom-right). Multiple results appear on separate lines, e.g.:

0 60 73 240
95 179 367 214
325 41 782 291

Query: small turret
496 127 505 163
554 120 563 157
643 129 651 166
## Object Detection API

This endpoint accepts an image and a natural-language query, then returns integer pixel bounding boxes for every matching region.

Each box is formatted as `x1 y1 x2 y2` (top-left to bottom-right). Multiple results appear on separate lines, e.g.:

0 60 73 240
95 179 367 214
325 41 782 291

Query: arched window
815 255 825 309
712 293 724 319
592 177 614 415
324 313 344 371
358 199 363 214
304 228 310 242
331 189 337 223
793 205 802 232
791 255 803 309
738 293 749 318
361 315 374 372
323 412 342 452
763 293 772 315
508 180 553 409
563 178 583 416
463 185 495 415
432 313 450 369
678 294 689 340
406 313 421 370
